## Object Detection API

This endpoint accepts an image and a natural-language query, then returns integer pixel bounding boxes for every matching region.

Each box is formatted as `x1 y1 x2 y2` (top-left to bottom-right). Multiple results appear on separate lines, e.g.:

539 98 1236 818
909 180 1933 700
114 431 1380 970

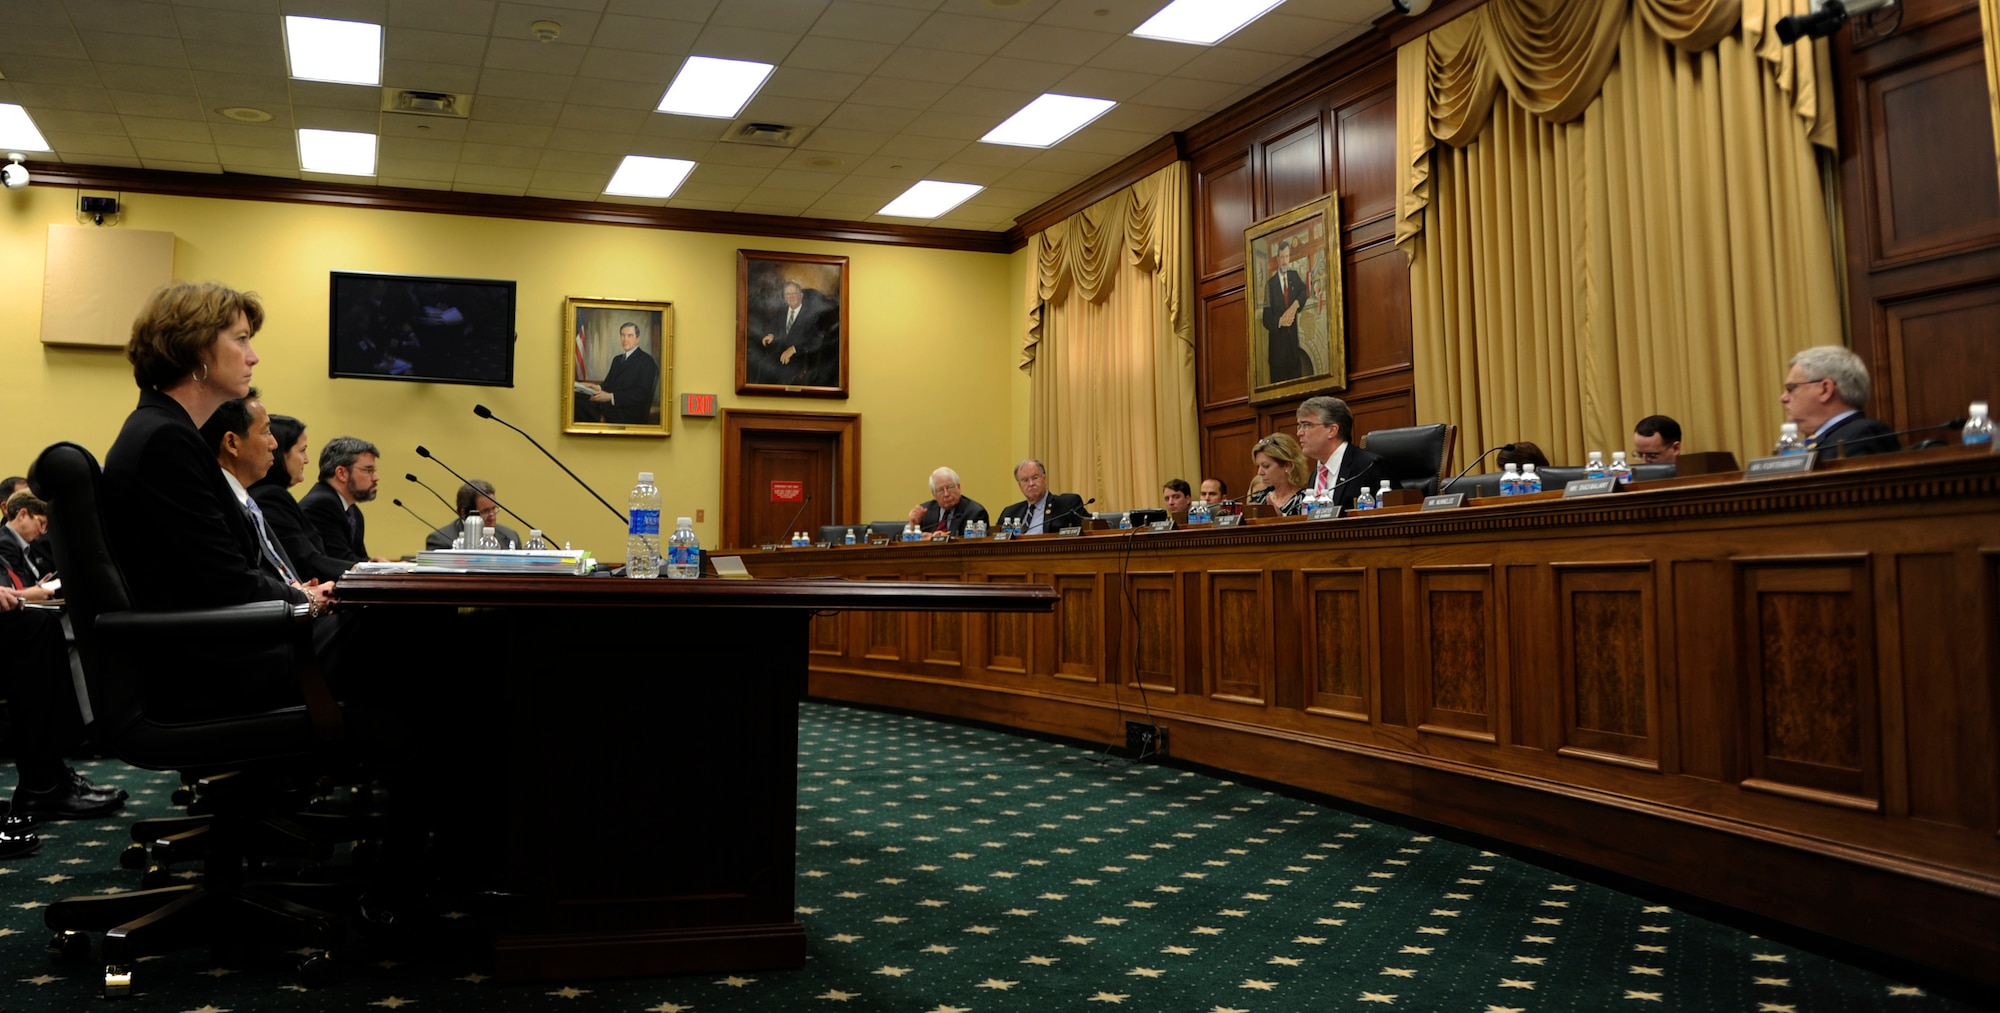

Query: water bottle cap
676 516 693 527
638 471 655 483
529 529 541 538
1972 401 1989 416
1587 450 1603 461
1611 451 1626 462
1522 463 1536 473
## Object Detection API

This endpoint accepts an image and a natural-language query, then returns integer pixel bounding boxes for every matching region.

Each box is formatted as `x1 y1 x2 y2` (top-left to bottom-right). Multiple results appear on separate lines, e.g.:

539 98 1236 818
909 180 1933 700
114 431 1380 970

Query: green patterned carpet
0 701 1983 1011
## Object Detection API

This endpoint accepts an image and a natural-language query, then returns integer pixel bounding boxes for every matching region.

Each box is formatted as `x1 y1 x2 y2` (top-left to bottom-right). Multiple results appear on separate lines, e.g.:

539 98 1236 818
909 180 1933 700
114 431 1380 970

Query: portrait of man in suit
1245 195 1346 405
566 300 672 434
738 250 849 397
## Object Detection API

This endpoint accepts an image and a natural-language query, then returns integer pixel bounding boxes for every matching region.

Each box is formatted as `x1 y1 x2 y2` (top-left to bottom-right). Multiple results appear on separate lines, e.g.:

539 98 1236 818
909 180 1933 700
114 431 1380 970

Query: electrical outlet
1124 721 1168 760
696 509 704 522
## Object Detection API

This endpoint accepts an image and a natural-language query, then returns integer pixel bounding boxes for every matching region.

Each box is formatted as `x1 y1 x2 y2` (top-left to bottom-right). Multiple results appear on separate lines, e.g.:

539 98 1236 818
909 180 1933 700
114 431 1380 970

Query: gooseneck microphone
404 472 458 515
391 498 441 535
1053 496 1096 529
1327 455 1380 504
471 404 628 526
1821 417 1966 457
413 445 548 544
1440 443 1518 493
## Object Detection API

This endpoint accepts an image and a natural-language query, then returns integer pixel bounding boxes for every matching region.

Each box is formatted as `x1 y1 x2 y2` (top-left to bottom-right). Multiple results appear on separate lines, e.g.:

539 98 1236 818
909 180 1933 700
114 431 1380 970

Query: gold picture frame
564 297 673 436
736 250 850 398
1245 193 1345 405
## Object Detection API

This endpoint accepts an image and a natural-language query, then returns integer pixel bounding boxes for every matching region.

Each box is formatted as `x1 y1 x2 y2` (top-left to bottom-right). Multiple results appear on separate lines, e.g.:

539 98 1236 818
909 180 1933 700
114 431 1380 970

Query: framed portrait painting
737 250 849 398
564 297 673 436
1245 194 1346 405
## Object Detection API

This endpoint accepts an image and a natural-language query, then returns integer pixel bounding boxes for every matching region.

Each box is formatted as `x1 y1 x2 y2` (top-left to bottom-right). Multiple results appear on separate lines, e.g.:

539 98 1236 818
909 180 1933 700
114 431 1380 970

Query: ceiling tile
377 175 454 190
827 172 909 196
845 153 934 177
624 136 711 159
98 64 199 96
379 134 464 160
175 0 283 11
478 68 576 100
674 180 757 202
701 143 791 169
783 35 894 75
109 90 206 120
957 56 1069 93
565 76 664 109
1058 124 1158 156
541 126 633 153
993 24 1117 65
1130 74 1250 112
192 70 293 106
286 0 393 24
555 103 647 132
459 140 542 167
46 132 138 158
528 167 610 190
873 47 978 86
131 136 219 161
587 14 702 53
1218 12 1360 58
387 0 500 33
688 23 800 64
873 133 963 160
0 1 79 28
451 162 534 187
820 103 919 133
216 144 300 169
737 95 837 127
635 114 731 141
1049 65 1156 102
122 116 214 142
209 121 296 147
79 33 191 69
762 66 865 104
484 37 589 74
930 83 1036 118
0 25 88 61
845 75 950 111
380 113 463 141
384 61 483 93
291 105 380 131
664 197 736 211
708 0 829 31
794 127 889 155
451 179 530 195
935 144 1037 170
759 168 836 193
811 1 931 44
571 50 677 86
902 107 995 141
49 110 126 135
918 160 1010 185
70 1 183 37
293 80 383 110
994 165 1078 191
377 155 458 180
904 12 1025 55
173 7 284 45
1175 45 1303 86
143 158 224 173
805 193 885 217
184 37 285 74
463 119 553 144
468 95 563 126
1095 101 1198 135
386 29 493 66
0 57 103 88
10 82 118 114
1085 36 1201 76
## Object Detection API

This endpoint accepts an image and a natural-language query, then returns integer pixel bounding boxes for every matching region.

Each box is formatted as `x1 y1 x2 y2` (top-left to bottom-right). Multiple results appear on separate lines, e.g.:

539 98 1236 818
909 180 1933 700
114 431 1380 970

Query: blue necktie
244 498 299 585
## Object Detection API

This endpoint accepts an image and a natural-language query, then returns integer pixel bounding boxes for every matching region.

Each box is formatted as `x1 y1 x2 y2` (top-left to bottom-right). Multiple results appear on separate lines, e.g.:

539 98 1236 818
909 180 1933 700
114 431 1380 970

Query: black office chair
1360 423 1457 497
818 523 861 545
1537 466 1586 490
866 520 909 542
1629 463 1676 482
29 442 356 996
1449 472 1508 499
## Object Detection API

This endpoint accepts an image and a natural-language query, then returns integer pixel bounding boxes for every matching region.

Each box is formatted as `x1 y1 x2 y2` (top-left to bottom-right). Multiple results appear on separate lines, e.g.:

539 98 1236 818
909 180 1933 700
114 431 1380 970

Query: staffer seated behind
302 435 383 563
1782 345 1899 457
2 583 126 828
996 459 1085 535
1 491 56 596
1497 441 1551 471
425 480 521 549
200 392 335 615
249 413 353 583
1632 415 1682 464
1163 478 1192 515
908 466 989 540
1199 477 1227 504
1247 433 1310 516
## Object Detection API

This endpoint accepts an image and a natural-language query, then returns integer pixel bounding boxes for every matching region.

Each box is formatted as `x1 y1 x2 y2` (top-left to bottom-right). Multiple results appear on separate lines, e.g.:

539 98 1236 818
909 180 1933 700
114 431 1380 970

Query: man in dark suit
2 581 124 829
579 321 659 424
1296 395 1383 509
996 459 1087 535
907 466 989 539
425 480 523 549
301 436 380 563
750 282 838 386
1782 345 1899 457
0 490 50 587
1261 240 1313 383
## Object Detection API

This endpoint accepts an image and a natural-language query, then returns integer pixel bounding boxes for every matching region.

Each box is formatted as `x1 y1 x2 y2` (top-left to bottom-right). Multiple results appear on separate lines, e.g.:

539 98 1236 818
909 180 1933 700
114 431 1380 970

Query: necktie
787 307 799 331
245 498 300 585
346 505 359 536
1028 500 1041 535
937 507 952 534
1316 462 1331 493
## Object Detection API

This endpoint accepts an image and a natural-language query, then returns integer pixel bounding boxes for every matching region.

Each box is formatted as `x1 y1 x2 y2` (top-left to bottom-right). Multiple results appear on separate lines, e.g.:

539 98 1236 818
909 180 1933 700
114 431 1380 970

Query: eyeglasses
1782 378 1825 395
1635 451 1668 462
1295 419 1325 430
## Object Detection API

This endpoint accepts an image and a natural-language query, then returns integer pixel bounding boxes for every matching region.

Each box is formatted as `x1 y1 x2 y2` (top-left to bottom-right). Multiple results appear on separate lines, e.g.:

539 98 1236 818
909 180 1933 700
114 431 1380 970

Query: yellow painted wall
0 186 1030 555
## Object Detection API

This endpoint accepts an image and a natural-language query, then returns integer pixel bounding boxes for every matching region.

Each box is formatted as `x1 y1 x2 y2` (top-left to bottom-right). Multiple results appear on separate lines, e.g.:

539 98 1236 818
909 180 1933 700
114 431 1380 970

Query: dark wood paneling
1673 560 1736 782
1739 559 1879 806
1865 46 2000 265
1335 87 1399 225
1207 570 1268 704
1198 154 1254 281
1201 288 1250 409
1417 568 1495 740
1263 117 1328 220
921 574 963 668
1896 552 1994 827
1346 241 1416 380
1378 566 1409 726
1130 571 1178 692
1200 417 1261 505
1055 573 1101 683
1558 566 1657 768
986 572 1031 675
1304 569 1368 719
1882 284 2000 429
810 611 843 657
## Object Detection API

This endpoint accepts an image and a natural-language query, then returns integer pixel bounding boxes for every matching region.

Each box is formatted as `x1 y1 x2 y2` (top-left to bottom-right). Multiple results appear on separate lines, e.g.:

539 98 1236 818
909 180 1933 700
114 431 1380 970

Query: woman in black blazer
249 414 353 583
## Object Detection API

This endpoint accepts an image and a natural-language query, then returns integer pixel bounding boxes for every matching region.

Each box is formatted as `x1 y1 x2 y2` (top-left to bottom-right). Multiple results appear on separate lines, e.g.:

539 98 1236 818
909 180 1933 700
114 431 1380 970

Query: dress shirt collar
220 468 252 507
1320 442 1349 491
1812 409 1858 441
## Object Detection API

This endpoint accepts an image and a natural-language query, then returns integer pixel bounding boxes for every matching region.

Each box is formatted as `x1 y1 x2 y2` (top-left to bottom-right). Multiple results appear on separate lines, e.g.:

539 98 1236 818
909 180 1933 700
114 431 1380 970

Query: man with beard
300 436 381 564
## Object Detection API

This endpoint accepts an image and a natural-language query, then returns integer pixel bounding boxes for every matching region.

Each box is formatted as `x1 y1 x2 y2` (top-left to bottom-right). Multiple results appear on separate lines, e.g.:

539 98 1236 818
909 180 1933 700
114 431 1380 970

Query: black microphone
777 493 813 544
391 498 441 535
472 404 628 526
413 445 547 544
1327 455 1381 505
404 472 458 515
1819 417 1965 458
1440 443 1518 493
1053 496 1095 529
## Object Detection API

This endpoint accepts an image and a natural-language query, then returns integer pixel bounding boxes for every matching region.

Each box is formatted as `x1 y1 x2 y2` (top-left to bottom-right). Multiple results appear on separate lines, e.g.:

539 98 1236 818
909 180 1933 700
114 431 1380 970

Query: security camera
1 154 26 190
1392 0 1433 15
1777 0 1896 44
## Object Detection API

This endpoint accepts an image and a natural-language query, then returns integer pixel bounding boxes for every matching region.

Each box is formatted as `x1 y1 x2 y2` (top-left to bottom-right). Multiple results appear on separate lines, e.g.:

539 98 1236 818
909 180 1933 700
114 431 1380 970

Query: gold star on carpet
546 986 591 998
1192 926 1224 935
1154 886 1182 893
183 1006 230 1013
1755 1004 1797 1012
1209 1007 1250 1013
1637 925 1670 933
1380 967 1415 977
918 899 949 907
1399 946 1432 955
1625 989 1667 1001
836 891 865 898
1532 917 1562 924
1021 955 1060 965
964 925 997 934
1126 901 1156 909
1629 966 1664 976
1094 916 1126 925
1268 956 1303 967
1359 991 1397 1003
1003 908 1036 916
1160 946 1197 956
1038 892 1068 900
1336 900 1367 908
1524 936 1555 944
1634 944 1666 953
977 978 1019 989
1498 978 1535 989
873 966 913 977
645 1002 693 1012
1486 1007 1527 1013
957 885 985 892
13 901 44 910
1417 926 1448 935
1088 992 1129 1003
1512 956 1545 965
458 973 489 983
828 933 862 943
1750 953 1787 962
1240 979 1277 991
1219 909 1248 917
1292 936 1325 945
19 974 58 985
921 945 955 955
1316 918 1346 926
368 999 415 1009
1061 934 1095 945
816 989 859 1001
1127 967 1163 977
717 975 757 986
0 929 15 937
1642 904 1669 911
1549 883 1577 891
877 877 906 884
1430 909 1460 917
36 874 69 884
1754 977 1790 986
1887 985 1925 996
1539 900 1568 907
875 915 908 924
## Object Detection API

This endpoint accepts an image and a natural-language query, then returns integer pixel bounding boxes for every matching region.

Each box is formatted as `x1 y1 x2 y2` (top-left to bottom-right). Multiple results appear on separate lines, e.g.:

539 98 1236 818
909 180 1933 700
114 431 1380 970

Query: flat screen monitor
328 271 516 386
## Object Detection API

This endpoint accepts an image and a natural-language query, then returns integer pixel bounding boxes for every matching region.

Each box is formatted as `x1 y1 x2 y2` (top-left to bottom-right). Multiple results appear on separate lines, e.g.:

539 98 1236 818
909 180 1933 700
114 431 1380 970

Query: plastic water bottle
666 516 700 579
1585 451 1607 479
1964 402 1993 446
1609 451 1632 486
626 472 660 579
525 529 547 551
1499 462 1520 497
844 527 857 545
1354 484 1374 511
902 522 919 542
1376 480 1392 505
1189 500 1211 524
1521 463 1543 494
1774 422 1805 456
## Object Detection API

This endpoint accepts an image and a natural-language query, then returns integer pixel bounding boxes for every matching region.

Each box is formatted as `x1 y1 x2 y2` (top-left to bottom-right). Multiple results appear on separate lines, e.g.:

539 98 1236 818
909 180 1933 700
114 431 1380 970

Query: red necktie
1316 463 1331 492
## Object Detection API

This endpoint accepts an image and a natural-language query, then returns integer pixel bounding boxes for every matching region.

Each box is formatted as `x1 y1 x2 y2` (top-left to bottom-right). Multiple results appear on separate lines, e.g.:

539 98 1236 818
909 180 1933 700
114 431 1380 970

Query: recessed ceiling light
657 56 775 119
297 129 376 175
605 155 696 198
218 106 273 123
1131 0 1286 45
284 15 382 86
981 94 1116 148
878 180 983 219
0 104 50 151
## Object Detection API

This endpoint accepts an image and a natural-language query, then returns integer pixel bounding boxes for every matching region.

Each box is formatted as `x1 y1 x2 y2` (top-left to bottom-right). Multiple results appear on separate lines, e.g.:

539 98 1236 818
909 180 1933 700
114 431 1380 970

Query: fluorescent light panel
0 104 51 151
605 155 696 198
1131 0 1287 45
297 129 376 175
878 181 983 219
285 15 382 86
981 94 1117 148
657 56 775 118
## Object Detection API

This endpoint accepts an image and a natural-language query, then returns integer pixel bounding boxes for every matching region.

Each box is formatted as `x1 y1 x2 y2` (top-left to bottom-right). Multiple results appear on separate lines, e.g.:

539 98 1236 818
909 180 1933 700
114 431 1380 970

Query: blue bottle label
630 508 660 536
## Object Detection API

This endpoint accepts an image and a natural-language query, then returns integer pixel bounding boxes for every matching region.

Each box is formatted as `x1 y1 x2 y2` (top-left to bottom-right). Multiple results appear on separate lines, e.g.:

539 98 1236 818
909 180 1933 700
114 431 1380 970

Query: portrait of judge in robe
566 301 672 435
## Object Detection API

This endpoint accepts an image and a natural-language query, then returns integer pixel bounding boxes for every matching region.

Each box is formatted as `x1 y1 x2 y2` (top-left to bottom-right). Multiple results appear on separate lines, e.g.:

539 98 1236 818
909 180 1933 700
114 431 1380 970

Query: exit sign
680 392 717 417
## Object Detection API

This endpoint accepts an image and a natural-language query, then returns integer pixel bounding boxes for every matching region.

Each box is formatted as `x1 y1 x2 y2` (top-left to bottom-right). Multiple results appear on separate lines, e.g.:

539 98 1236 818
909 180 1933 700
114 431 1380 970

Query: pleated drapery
1022 162 1199 510
1395 0 1842 464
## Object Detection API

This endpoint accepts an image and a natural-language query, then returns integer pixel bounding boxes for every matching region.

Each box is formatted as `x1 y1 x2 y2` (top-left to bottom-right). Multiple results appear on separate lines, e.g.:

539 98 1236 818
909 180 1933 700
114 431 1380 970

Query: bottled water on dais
1609 451 1632 486
1774 422 1805 456
667 516 701 579
626 472 660 579
1964 402 1993 446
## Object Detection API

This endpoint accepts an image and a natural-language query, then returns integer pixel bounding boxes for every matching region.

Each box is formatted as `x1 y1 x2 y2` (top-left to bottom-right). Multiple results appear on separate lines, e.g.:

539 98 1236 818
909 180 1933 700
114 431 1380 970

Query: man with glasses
425 480 522 549
1632 415 1682 465
997 459 1085 535
1295 395 1383 508
1781 345 1899 457
908 466 989 540
302 435 383 563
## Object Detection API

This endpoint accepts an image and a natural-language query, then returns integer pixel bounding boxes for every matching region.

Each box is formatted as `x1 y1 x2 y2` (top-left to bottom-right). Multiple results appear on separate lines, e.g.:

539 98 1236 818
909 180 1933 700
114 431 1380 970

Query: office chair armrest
96 603 342 745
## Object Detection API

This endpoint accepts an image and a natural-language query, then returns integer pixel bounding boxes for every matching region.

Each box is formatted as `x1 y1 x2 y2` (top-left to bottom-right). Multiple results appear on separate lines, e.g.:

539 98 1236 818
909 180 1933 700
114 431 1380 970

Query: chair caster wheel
47 930 91 962
119 843 147 870
104 963 133 998
141 865 171 889
171 787 194 806
298 952 337 987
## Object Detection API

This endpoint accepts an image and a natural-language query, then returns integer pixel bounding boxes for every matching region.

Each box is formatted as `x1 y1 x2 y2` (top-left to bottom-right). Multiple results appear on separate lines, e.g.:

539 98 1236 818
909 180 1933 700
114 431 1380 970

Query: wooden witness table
331 573 1057 982
744 446 2000 989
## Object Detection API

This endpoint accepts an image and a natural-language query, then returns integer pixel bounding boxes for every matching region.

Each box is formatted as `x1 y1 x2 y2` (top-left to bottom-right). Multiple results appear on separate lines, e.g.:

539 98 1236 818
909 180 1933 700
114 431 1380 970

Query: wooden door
721 410 862 549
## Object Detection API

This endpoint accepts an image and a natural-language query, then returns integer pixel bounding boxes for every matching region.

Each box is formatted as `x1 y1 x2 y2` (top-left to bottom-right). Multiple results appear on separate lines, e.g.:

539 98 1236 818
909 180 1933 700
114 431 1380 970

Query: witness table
332 573 1057 982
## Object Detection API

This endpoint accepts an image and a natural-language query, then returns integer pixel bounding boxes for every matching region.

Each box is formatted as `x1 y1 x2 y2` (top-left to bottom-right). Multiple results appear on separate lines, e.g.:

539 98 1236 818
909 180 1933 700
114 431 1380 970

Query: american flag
574 322 588 379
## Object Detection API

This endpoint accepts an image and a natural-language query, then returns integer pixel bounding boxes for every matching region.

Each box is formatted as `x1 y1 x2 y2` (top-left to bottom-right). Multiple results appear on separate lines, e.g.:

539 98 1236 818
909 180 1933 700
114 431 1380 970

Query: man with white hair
1781 345 1899 457
907 466 989 540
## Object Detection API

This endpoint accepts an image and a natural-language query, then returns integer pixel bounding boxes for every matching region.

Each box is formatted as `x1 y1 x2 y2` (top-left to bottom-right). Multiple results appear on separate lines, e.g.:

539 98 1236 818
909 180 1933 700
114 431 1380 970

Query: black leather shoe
0 821 41 859
69 768 128 804
13 779 125 821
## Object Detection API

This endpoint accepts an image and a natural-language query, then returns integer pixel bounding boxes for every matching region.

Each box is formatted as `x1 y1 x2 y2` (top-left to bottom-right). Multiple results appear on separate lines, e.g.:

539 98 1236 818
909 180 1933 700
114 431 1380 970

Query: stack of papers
411 548 594 575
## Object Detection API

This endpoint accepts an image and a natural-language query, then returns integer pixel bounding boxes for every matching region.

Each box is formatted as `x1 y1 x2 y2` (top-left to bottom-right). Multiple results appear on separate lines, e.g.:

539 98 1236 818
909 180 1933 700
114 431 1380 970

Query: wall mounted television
328 271 517 387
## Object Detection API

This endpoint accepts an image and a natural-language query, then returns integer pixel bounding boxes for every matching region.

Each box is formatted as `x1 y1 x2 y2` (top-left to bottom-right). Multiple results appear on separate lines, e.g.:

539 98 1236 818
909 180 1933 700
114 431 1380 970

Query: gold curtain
1396 0 1841 464
1022 162 1199 509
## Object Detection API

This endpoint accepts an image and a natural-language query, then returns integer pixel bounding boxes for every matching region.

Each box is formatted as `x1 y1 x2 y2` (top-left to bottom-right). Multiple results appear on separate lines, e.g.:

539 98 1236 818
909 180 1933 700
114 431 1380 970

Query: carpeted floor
0 701 1982 1011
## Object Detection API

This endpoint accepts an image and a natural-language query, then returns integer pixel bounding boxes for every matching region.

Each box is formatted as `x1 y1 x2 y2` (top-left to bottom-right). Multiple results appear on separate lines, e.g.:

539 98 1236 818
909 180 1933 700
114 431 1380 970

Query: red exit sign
680 392 717 417
770 481 804 503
